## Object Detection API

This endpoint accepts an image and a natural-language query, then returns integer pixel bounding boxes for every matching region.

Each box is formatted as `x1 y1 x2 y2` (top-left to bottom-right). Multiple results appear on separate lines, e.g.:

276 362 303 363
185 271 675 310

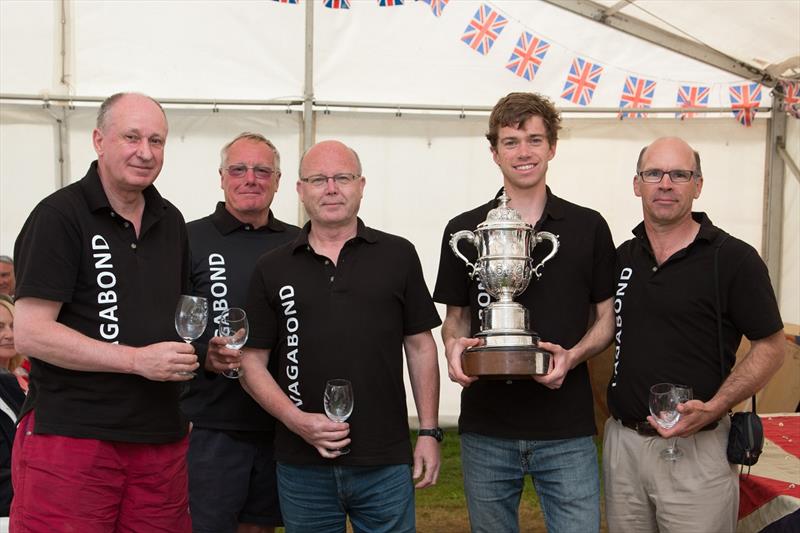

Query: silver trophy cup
450 190 559 377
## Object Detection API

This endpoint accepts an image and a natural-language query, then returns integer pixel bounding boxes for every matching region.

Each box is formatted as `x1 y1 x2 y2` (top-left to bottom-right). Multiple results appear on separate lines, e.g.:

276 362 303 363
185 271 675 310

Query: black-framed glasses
299 173 360 188
638 169 697 183
222 164 276 180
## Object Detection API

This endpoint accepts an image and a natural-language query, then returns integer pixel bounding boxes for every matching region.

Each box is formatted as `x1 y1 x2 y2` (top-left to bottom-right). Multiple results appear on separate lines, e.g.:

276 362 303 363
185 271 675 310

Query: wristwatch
418 427 444 442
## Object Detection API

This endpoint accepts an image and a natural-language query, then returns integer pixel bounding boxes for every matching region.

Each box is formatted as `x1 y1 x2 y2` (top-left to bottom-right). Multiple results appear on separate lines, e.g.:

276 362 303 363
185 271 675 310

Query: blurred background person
0 257 14 299
0 297 26 516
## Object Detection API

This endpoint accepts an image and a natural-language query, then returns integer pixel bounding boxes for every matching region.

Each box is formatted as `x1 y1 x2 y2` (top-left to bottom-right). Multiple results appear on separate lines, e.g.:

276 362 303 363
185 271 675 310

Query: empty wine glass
324 379 354 455
661 384 694 461
649 382 680 459
219 308 248 379
174 295 208 377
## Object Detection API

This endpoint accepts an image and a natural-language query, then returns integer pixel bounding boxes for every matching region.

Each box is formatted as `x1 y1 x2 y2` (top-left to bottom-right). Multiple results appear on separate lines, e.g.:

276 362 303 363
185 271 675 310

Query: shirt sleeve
13 202 83 303
725 243 783 341
590 214 616 304
402 242 442 336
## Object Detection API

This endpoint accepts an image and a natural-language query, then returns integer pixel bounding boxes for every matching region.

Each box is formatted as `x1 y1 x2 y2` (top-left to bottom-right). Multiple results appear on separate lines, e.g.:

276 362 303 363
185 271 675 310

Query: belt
617 418 719 437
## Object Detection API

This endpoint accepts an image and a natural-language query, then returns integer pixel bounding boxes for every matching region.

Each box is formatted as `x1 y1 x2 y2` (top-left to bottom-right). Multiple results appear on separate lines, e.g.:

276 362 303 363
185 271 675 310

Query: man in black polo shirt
181 132 299 533
604 137 785 533
434 92 615 533
240 140 442 533
11 92 197 531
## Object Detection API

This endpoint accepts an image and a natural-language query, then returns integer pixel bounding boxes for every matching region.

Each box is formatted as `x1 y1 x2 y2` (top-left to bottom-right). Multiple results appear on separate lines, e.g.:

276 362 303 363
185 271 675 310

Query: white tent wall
1 0 798 424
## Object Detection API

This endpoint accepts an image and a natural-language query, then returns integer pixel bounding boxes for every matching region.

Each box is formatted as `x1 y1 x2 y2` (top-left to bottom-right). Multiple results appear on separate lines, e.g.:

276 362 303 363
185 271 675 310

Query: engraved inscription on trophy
450 189 559 377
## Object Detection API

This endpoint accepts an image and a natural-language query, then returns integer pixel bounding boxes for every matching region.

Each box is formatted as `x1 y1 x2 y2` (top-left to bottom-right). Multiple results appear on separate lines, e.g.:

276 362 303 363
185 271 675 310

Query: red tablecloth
737 413 800 532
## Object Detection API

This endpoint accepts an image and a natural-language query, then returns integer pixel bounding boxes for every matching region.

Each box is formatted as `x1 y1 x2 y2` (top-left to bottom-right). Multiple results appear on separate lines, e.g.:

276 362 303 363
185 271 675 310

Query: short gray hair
636 146 703 177
220 133 281 173
0 255 12 265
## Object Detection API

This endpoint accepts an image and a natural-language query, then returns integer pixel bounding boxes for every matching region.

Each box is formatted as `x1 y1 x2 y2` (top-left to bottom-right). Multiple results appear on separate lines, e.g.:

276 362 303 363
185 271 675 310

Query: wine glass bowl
175 295 209 343
324 379 354 455
174 295 208 378
219 308 248 379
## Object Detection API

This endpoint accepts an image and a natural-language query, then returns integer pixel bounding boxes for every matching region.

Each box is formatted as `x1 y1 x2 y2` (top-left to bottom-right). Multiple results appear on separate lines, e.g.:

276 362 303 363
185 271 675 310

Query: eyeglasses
299 173 360 188
638 169 697 183
222 165 276 180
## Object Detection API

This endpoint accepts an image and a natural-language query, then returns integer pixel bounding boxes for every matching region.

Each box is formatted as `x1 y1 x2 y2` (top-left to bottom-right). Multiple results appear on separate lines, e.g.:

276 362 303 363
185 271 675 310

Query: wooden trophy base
462 346 551 379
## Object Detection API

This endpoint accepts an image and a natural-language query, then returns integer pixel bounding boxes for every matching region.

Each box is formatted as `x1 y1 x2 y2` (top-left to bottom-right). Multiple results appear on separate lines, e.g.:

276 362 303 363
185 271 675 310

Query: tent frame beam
542 0 777 86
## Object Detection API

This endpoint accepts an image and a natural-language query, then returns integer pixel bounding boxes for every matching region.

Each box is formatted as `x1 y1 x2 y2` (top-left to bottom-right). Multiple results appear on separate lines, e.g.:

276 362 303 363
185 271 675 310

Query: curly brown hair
486 92 561 149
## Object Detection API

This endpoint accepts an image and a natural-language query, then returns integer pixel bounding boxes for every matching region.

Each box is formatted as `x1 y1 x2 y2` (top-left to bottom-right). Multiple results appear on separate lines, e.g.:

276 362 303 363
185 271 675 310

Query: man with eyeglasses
434 92 615 533
604 137 785 532
0 256 14 299
240 140 442 532
181 132 299 533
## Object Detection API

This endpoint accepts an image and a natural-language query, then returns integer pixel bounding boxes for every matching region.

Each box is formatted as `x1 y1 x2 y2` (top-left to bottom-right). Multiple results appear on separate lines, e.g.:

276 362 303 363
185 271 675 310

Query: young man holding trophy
433 92 616 533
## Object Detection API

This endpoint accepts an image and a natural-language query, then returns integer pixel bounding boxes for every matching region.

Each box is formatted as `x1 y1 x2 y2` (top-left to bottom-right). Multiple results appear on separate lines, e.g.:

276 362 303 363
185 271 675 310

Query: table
737 413 800 532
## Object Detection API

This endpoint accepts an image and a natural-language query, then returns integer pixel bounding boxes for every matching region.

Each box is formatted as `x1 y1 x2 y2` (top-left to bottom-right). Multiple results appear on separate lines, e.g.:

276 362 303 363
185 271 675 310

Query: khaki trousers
603 416 739 533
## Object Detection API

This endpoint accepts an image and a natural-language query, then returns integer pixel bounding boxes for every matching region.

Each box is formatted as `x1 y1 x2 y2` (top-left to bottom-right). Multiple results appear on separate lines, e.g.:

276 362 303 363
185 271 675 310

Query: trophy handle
450 230 479 278
532 231 559 279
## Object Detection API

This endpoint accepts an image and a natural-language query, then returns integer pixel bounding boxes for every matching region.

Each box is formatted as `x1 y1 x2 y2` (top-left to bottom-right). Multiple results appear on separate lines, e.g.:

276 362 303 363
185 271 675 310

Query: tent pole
299 0 315 227
763 96 786 296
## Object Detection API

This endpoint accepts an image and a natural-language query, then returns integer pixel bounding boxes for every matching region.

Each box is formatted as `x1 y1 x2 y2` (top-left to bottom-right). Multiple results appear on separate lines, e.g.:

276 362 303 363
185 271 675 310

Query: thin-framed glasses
222 164 276 180
299 174 360 188
638 169 696 183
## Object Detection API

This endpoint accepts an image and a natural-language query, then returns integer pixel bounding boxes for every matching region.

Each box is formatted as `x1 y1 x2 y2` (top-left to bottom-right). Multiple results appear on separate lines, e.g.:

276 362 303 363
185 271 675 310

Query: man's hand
445 337 480 387
533 341 575 389
412 435 440 489
205 336 242 373
647 399 724 438
132 341 198 381
285 410 351 459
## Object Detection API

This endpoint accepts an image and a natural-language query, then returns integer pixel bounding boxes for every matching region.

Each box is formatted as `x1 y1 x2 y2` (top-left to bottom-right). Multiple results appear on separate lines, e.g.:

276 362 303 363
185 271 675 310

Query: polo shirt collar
632 212 722 252
210 201 287 235
291 217 377 253
79 160 168 217
492 186 566 227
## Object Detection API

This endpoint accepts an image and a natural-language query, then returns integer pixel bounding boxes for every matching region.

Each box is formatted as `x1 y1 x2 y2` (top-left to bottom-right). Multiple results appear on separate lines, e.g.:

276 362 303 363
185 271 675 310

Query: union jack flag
506 32 549 82
461 4 507 56
378 0 403 5
324 0 349 8
780 81 800 117
272 0 298 3
618 76 656 118
729 83 762 126
675 85 710 119
419 0 448 17
560 57 603 106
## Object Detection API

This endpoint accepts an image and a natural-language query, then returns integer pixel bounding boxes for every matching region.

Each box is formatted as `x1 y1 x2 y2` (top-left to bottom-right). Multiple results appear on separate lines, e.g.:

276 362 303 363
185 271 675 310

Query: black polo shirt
608 213 783 422
181 202 300 431
433 187 616 440
13 161 191 443
246 219 442 466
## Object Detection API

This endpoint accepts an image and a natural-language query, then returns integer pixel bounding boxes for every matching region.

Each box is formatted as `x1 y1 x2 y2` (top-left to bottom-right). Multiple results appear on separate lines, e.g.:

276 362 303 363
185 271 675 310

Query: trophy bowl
477 255 534 300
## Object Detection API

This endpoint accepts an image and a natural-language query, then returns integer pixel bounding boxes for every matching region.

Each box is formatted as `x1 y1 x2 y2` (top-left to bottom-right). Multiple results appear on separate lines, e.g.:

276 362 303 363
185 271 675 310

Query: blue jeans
276 462 415 533
460 432 600 533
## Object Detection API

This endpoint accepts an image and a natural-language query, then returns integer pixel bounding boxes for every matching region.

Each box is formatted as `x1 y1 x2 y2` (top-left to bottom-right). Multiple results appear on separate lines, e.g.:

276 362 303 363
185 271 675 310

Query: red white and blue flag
378 0 403 6
781 81 800 117
729 83 762 126
506 32 549 82
461 4 508 56
618 76 656 118
324 0 350 8
676 85 710 119
272 0 298 3
561 57 603 106
419 0 448 17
